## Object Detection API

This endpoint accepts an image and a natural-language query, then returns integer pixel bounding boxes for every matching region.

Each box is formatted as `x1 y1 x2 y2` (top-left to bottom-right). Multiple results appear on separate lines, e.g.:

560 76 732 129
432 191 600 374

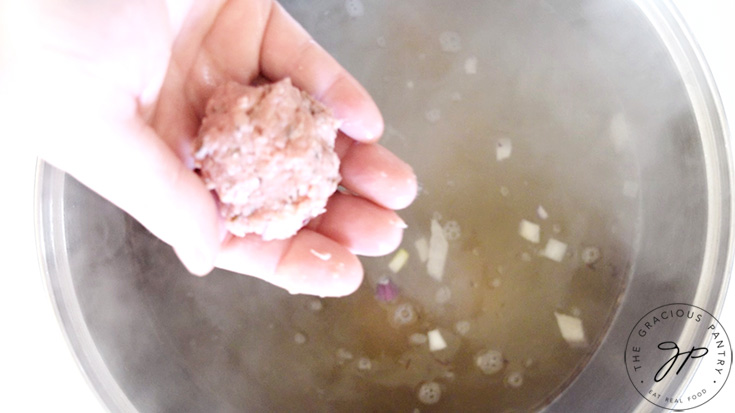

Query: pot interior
38 0 730 412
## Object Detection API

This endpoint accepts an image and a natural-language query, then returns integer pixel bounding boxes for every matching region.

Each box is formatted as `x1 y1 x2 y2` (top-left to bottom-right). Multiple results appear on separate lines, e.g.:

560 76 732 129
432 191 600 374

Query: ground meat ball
193 78 341 240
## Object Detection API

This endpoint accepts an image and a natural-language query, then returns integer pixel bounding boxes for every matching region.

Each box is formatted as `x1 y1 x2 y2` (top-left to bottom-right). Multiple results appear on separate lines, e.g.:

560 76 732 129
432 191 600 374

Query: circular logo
625 303 732 410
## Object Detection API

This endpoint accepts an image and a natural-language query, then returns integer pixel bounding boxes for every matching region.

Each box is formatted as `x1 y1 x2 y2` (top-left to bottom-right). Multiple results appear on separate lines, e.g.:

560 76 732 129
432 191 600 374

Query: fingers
216 229 363 297
308 193 406 257
338 137 418 210
259 2 383 142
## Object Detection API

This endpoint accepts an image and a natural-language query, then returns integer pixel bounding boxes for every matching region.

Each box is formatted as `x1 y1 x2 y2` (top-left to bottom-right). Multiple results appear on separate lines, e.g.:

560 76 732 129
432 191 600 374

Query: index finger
259 3 383 142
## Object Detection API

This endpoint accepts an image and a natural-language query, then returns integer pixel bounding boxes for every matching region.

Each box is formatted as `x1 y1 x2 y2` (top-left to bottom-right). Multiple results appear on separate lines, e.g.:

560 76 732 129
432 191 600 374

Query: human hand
1 0 417 296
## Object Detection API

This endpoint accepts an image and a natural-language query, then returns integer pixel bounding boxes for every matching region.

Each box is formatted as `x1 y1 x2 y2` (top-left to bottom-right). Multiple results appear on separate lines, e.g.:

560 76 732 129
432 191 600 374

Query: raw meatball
193 78 341 240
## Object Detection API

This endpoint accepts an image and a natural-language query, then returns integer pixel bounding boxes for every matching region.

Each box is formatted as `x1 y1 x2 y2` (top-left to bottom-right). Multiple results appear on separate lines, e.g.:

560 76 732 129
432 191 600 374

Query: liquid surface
65 0 645 411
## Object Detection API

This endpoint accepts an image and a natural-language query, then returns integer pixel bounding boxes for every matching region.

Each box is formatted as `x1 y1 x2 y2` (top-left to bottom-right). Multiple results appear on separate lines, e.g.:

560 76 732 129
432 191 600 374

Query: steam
48 0 711 411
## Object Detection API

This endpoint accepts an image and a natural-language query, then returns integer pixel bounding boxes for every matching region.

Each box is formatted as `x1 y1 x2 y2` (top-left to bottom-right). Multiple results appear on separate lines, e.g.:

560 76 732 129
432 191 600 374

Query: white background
0 1 733 411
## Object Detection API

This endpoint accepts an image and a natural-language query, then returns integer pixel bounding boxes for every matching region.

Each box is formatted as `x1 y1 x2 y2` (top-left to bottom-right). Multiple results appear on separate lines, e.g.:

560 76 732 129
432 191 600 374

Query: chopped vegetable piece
336 348 354 360
464 56 477 74
307 298 323 312
505 371 524 388
442 220 461 241
542 238 567 262
455 320 471 336
375 278 399 302
393 303 417 326
345 0 365 17
425 108 441 123
310 249 332 261
409 333 428 345
415 237 429 263
518 219 540 243
435 286 452 304
537 205 549 220
439 30 462 53
294 332 307 345
500 186 510 197
427 329 447 352
554 312 587 348
357 357 372 371
417 381 442 405
475 349 504 375
389 248 410 273
427 219 449 281
581 246 601 264
496 138 512 161
490 278 502 288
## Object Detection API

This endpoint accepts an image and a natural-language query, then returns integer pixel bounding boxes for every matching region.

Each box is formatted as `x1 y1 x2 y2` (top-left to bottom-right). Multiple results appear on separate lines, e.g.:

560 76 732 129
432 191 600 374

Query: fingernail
390 216 408 229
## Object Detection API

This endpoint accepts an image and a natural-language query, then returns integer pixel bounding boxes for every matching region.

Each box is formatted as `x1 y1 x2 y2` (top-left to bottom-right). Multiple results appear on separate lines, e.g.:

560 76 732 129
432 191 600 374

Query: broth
63 0 644 411
134 1 638 410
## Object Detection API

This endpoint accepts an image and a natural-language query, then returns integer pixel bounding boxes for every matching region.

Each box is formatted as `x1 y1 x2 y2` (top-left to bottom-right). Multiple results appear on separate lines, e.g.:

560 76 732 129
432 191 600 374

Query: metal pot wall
37 0 732 411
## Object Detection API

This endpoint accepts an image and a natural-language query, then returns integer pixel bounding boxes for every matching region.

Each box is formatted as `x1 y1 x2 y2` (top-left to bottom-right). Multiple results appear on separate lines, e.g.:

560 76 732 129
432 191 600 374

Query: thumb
47 115 223 276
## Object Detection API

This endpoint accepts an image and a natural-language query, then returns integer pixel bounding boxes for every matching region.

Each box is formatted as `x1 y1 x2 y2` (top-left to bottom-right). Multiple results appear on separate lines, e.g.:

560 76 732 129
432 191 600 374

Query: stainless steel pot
37 0 732 411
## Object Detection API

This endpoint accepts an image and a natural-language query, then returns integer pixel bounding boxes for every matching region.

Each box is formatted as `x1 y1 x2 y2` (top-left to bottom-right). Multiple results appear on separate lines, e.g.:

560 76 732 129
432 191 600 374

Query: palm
23 0 416 296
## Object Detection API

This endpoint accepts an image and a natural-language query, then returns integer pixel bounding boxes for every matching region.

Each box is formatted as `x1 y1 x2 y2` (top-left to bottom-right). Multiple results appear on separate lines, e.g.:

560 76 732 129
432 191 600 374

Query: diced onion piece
554 312 587 348
415 237 429 263
310 249 332 261
435 286 452 304
455 320 471 336
389 248 410 273
427 219 448 281
427 329 447 352
464 56 477 74
542 238 567 262
537 205 549 220
518 219 540 243
307 298 323 312
581 246 601 264
496 138 512 161
375 278 399 302
409 333 427 345
336 348 354 360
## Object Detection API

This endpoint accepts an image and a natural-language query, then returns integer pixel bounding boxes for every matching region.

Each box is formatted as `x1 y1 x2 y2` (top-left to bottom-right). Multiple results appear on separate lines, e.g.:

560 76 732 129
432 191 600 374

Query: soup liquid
140 0 641 411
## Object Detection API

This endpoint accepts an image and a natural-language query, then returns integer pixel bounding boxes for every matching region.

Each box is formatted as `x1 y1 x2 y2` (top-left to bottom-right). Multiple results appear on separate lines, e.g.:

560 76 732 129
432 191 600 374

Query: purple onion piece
375 278 399 302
